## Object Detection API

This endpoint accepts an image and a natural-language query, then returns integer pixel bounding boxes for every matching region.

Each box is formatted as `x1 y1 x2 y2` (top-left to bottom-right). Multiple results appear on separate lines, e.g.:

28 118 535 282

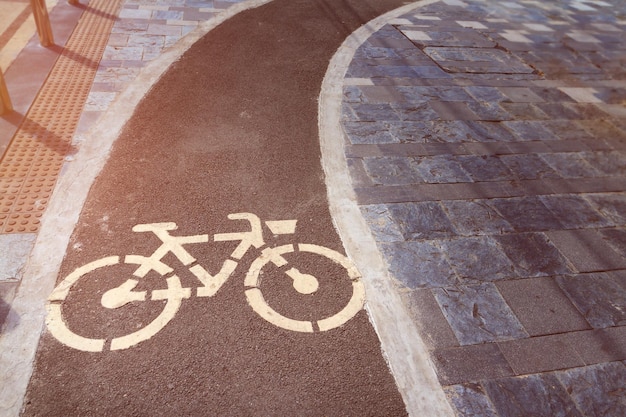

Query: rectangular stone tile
502 120 557 141
556 273 626 328
346 158 375 188
583 151 626 176
497 277 590 336
342 121 398 144
498 334 585 375
586 193 626 226
444 383 499 417
380 241 458 289
540 152 601 178
359 204 405 242
441 237 516 281
391 103 440 121
415 155 472 183
500 154 559 180
362 156 424 186
432 344 514 385
386 201 457 240
566 326 626 364
403 289 459 349
442 200 514 236
494 232 573 277
429 101 480 120
457 155 515 182
488 196 565 232
433 283 528 345
345 103 401 122
600 228 626 257
557 362 626 417
547 229 626 272
539 194 611 229
499 103 549 120
484 374 583 417
389 120 473 144
463 121 518 142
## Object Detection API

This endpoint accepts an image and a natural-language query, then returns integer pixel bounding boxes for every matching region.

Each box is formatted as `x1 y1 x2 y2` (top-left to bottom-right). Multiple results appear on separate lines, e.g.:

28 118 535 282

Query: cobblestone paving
341 0 626 415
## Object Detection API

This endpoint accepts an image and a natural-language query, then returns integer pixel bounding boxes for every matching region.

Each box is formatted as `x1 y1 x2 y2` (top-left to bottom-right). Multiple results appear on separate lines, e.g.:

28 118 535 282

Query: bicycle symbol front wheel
244 244 365 332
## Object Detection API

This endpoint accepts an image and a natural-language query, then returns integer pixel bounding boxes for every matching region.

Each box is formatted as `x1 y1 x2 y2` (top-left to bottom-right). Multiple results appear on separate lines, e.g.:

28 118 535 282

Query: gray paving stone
499 103 549 120
465 86 509 103
539 194 612 229
403 289 459 349
546 229 626 273
444 383 499 417
440 237 516 281
557 362 626 417
498 334 585 375
359 204 405 242
493 232 573 277
390 120 472 143
557 273 626 329
483 374 583 417
342 121 398 145
587 193 626 226
566 326 626 365
432 343 514 385
497 277 590 336
429 101 480 121
380 241 458 289
433 283 528 345
500 154 560 180
386 201 458 240
583 151 626 176
362 156 424 185
391 103 440 121
344 103 400 122
415 155 472 183
463 121 518 142
536 102 586 119
442 200 514 236
465 102 512 121
457 155 515 182
357 85 407 104
599 228 626 257
488 197 565 232
501 120 557 141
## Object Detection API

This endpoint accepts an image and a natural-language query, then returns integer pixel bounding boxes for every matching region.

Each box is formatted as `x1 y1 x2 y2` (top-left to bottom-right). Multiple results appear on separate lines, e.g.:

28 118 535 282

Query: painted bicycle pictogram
46 213 365 352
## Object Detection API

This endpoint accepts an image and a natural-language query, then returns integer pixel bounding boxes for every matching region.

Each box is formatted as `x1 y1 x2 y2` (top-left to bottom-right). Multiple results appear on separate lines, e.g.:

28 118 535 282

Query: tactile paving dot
0 0 123 234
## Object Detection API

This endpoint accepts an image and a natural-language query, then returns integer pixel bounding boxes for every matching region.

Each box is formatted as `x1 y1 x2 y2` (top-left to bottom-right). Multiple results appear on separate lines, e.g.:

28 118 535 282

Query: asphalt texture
21 0 412 415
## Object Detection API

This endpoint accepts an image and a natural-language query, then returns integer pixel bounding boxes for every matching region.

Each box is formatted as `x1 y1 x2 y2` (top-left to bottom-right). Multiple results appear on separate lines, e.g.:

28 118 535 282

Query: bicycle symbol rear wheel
46 256 190 352
244 244 365 332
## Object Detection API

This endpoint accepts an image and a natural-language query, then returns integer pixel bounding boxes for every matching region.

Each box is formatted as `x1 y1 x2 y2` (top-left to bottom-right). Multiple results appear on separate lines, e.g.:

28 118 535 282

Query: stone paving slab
340 0 626 415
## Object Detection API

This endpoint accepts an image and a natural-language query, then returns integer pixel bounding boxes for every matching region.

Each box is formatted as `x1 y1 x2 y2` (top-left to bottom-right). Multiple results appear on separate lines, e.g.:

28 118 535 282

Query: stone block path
340 0 626 415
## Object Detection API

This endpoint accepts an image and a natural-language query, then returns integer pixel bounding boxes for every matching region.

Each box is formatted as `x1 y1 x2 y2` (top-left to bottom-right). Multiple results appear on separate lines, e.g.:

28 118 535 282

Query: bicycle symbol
46 213 365 352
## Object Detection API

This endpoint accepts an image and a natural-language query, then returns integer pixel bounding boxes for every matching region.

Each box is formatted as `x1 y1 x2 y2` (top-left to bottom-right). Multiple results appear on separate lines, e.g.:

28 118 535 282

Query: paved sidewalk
340 0 626 415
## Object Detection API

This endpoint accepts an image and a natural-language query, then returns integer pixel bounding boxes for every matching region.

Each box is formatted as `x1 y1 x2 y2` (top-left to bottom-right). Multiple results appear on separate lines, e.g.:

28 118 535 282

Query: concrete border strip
318 1 455 415
0 0 273 414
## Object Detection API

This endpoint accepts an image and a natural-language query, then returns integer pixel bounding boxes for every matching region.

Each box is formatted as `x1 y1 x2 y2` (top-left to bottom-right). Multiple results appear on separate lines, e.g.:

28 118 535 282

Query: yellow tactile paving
0 0 123 233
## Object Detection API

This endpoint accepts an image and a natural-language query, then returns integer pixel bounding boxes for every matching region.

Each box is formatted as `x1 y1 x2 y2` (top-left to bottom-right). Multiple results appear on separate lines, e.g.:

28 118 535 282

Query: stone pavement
339 0 626 415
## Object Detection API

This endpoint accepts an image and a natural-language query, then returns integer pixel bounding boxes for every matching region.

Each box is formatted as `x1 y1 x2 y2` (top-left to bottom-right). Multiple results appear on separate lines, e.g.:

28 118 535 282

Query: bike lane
23 0 415 414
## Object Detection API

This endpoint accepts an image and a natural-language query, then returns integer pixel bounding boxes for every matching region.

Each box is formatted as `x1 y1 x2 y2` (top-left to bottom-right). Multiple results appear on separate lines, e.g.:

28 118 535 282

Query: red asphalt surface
23 0 412 414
